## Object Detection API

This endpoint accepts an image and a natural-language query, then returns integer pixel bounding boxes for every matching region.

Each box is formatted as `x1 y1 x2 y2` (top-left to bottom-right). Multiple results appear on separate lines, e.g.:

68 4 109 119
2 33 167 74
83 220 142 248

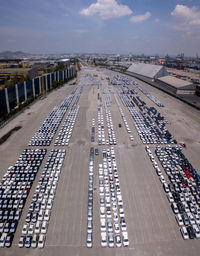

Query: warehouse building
127 63 168 80
157 75 196 95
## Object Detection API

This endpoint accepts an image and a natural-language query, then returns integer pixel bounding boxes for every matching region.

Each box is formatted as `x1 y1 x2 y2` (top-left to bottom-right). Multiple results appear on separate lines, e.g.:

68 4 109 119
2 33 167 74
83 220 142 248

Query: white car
160 175 165 184
121 221 127 232
182 202 190 212
47 199 53 210
101 232 107 247
114 223 120 234
100 218 106 232
0 233 7 248
115 234 122 247
18 235 25 248
35 221 41 234
38 209 44 221
108 233 114 248
41 221 48 234
86 233 92 248
31 234 38 248
28 223 34 235
0 223 4 233
192 224 200 238
188 212 195 225
44 210 50 221
176 214 184 226
49 190 55 200
167 192 174 203
38 234 45 248
100 207 105 218
122 232 129 247
156 168 162 176
181 227 189 240
172 203 179 214
22 223 29 235
119 208 125 218
195 214 200 225
117 196 123 206
163 183 169 193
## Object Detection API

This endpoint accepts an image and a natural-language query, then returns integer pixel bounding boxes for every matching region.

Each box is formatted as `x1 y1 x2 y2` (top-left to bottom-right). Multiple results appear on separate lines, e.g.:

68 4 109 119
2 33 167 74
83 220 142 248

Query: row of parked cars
87 147 94 248
111 75 164 107
105 90 112 107
147 145 200 239
98 106 106 146
0 149 46 247
109 75 134 87
105 109 117 146
136 84 164 107
113 93 134 141
18 149 66 248
54 107 79 146
54 86 82 147
28 90 76 146
71 87 82 108
117 86 167 144
91 119 95 142
98 148 129 248
131 107 167 144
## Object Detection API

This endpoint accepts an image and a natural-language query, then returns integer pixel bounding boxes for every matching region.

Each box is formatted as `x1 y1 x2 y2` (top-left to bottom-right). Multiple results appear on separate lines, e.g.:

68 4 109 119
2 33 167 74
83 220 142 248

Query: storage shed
127 63 168 80
156 76 196 95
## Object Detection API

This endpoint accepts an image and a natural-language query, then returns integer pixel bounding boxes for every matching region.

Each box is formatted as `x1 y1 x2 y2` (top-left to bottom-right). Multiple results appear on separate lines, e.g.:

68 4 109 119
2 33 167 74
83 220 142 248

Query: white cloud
130 12 151 23
171 4 200 26
80 0 132 20
154 18 160 23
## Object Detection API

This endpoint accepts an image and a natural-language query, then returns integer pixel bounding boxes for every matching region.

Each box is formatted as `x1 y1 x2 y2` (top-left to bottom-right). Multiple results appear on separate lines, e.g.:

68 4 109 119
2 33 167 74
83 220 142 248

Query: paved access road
0 67 200 256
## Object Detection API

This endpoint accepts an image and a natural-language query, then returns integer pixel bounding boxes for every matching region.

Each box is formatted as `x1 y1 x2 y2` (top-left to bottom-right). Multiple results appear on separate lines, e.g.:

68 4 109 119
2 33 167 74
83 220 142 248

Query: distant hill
0 51 32 58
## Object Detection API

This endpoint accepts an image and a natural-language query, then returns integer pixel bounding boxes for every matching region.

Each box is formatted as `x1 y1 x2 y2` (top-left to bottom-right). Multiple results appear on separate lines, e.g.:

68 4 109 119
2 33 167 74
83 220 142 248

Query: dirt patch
131 144 138 147
0 126 22 145
182 138 195 144
77 140 86 145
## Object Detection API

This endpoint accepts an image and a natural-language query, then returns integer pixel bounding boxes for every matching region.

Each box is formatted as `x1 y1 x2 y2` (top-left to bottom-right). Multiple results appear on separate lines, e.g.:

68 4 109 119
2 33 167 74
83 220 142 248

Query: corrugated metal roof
157 75 193 89
127 63 165 79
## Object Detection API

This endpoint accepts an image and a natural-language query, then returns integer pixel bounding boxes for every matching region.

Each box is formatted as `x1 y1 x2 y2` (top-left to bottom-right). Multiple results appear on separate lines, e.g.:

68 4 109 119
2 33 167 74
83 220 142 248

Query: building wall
157 79 196 95
196 85 200 96
155 67 168 79
0 66 76 119
176 90 195 95
154 79 177 93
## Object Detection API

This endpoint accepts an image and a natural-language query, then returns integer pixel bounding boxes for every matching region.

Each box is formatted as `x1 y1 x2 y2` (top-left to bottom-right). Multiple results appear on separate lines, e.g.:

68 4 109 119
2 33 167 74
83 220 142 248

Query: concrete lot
167 68 200 80
0 67 200 255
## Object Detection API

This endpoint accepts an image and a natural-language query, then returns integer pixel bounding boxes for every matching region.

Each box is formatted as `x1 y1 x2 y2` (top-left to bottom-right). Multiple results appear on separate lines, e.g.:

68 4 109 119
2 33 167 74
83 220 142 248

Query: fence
0 67 76 119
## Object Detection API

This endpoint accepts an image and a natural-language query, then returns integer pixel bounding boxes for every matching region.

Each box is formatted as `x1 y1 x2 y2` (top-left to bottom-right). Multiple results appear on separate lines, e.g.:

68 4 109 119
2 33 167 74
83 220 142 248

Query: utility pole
42 75 45 97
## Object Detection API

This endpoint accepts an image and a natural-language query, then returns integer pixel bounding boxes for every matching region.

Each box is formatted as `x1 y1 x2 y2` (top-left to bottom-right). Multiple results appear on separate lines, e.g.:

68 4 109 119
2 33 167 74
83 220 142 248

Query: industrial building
127 63 168 80
157 75 196 95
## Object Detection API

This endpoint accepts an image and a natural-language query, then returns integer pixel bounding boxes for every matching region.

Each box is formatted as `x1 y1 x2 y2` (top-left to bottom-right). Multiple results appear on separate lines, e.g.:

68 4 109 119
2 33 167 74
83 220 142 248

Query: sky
0 0 200 56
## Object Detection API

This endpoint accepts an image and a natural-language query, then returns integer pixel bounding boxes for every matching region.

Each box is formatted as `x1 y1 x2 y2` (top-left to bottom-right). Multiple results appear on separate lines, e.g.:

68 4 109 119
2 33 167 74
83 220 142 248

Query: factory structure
127 63 196 95
157 76 195 95
127 63 168 80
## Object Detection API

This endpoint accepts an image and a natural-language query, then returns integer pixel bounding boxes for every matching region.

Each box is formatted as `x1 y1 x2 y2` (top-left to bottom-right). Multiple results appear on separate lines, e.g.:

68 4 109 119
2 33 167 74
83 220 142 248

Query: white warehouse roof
157 75 195 90
127 63 168 79
158 76 191 88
